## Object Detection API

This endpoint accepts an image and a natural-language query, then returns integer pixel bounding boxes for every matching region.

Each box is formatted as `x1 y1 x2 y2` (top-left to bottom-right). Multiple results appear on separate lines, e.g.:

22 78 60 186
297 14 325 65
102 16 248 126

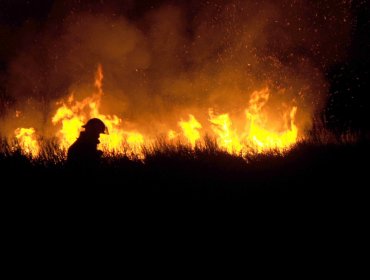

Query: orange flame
14 127 40 157
178 114 202 147
246 88 298 152
209 110 243 153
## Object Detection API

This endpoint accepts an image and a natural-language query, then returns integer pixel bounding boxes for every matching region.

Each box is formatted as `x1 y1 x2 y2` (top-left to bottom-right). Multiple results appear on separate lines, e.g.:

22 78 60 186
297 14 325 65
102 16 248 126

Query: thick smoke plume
0 0 352 138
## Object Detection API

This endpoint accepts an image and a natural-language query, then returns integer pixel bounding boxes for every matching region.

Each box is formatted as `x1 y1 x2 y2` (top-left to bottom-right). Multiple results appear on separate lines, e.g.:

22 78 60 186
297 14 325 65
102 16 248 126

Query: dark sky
0 0 365 64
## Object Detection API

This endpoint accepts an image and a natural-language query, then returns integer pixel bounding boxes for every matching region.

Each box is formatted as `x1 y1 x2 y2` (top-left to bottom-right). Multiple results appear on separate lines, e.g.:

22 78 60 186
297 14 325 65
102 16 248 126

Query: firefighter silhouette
67 118 108 167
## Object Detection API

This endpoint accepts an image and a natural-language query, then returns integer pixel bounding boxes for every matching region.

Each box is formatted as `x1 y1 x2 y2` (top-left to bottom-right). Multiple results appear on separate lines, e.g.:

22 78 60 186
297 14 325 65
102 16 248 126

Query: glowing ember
14 127 40 157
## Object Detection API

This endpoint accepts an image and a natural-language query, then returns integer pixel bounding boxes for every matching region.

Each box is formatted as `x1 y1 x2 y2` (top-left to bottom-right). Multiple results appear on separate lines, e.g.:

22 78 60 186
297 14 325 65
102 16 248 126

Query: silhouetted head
82 118 109 135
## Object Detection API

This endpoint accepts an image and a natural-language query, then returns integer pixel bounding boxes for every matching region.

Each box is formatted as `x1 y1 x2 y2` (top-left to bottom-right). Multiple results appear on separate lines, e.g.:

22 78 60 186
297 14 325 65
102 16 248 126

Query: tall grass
1 131 368 197
0 129 365 166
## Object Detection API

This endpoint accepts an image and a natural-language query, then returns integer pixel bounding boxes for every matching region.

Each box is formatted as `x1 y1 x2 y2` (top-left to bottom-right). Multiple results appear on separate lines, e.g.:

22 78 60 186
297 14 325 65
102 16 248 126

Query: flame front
14 128 40 157
13 65 300 157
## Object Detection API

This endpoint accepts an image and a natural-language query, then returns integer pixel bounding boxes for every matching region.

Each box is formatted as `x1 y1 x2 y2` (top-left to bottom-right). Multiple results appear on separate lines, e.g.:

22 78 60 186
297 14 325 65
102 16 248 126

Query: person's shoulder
67 140 77 150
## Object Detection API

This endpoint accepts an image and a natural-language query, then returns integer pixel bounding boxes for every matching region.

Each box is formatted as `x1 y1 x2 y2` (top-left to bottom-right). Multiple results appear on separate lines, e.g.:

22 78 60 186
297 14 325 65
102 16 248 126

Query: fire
246 88 298 152
168 130 178 141
166 88 298 154
123 131 144 156
178 114 202 147
203 88 298 154
12 65 300 158
51 101 84 149
14 127 40 157
209 110 243 154
247 107 298 152
51 64 144 155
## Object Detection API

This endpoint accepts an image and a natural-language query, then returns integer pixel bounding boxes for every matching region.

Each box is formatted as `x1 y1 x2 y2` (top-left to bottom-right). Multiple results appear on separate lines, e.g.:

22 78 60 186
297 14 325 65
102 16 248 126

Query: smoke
0 0 352 137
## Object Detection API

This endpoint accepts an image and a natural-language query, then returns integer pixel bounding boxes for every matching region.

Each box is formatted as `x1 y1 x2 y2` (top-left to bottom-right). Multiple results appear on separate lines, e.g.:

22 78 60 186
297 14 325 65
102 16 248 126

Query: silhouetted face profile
67 118 108 167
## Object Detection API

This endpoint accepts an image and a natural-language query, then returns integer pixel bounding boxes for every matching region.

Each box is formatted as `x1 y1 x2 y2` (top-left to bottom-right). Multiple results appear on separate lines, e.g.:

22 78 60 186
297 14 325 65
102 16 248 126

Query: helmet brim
81 124 109 134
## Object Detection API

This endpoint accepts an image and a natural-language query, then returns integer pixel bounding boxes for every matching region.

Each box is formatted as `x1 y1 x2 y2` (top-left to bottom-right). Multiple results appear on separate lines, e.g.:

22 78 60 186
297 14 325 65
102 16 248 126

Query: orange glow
168 130 178 141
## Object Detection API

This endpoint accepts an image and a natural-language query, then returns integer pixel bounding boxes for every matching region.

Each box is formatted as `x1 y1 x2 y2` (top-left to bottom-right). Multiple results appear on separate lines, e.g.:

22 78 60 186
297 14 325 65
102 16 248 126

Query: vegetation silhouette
1 131 368 204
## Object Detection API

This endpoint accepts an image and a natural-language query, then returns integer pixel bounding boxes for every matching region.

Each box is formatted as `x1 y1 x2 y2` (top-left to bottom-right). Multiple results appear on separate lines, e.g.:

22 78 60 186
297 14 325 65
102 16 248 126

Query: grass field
1 132 368 204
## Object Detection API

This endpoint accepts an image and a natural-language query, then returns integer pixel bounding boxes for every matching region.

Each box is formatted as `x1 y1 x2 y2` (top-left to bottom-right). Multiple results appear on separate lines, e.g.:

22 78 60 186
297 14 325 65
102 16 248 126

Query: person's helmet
82 118 109 134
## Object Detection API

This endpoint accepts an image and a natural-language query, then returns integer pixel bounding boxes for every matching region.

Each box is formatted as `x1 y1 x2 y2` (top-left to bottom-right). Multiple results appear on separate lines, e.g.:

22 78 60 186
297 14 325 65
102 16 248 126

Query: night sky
0 0 369 135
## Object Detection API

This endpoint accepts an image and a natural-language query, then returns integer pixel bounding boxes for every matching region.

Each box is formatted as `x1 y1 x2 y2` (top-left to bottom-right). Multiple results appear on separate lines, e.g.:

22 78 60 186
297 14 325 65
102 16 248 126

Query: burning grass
8 65 302 158
0 134 302 166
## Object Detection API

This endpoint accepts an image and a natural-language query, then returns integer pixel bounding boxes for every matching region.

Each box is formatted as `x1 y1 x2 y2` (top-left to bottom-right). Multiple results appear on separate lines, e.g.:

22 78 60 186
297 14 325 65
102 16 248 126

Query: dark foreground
2 140 368 271
1 139 369 207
